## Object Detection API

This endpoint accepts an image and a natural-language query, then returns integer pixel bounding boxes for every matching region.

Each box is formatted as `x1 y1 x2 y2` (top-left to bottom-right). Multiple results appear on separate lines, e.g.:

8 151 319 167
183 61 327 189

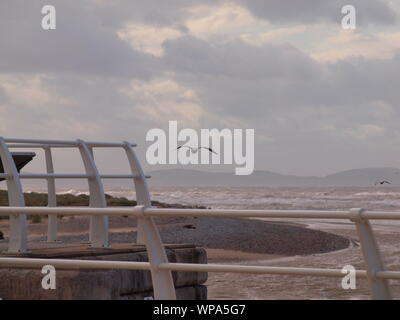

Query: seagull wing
201 147 218 155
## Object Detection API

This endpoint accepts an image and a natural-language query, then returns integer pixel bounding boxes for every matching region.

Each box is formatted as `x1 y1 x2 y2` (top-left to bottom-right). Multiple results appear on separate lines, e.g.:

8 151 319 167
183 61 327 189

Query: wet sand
206 219 400 299
0 215 350 256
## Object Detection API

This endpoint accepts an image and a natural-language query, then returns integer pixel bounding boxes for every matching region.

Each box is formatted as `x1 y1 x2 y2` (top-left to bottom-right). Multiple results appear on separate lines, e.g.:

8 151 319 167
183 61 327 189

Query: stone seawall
0 244 207 300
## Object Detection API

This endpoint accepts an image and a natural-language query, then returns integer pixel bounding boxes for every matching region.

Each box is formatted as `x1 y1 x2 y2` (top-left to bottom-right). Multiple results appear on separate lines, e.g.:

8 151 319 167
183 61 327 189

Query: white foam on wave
21 186 400 211
354 191 400 197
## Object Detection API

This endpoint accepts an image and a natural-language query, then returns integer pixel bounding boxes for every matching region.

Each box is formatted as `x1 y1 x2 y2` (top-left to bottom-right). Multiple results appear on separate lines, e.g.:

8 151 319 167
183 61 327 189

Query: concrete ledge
0 244 208 300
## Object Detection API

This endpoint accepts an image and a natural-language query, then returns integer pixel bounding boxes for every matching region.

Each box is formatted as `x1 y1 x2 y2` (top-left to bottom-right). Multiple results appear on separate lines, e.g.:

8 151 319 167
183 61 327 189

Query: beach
1 186 400 299
207 219 400 299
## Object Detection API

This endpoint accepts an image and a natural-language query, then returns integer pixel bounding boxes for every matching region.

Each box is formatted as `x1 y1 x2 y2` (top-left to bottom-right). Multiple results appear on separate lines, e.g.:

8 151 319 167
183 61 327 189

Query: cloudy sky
1 0 400 176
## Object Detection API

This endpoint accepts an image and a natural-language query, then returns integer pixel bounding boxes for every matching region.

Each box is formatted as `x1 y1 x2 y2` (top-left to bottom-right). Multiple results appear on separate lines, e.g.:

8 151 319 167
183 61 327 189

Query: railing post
136 206 176 299
123 142 151 244
44 147 58 242
0 137 28 253
77 140 109 248
123 143 176 299
349 208 392 300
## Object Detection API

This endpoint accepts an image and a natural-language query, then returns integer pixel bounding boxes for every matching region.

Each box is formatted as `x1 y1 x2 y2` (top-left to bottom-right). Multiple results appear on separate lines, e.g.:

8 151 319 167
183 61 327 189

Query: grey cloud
86 0 225 28
83 0 398 28
0 87 8 104
236 0 397 26
163 36 318 80
162 36 400 118
0 74 150 145
0 0 158 78
1 0 396 78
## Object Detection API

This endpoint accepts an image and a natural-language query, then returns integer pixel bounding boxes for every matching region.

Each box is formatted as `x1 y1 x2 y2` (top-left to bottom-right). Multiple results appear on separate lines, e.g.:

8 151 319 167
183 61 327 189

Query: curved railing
0 137 399 300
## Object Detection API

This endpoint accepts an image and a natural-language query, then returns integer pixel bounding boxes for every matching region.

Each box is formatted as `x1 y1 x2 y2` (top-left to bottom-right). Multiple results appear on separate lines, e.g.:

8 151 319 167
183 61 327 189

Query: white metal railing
0 137 399 300
0 137 151 249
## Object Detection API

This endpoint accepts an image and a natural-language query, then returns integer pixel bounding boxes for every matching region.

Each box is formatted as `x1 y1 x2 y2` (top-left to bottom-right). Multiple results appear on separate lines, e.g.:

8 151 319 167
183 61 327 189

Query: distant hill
147 168 400 187
4 168 400 189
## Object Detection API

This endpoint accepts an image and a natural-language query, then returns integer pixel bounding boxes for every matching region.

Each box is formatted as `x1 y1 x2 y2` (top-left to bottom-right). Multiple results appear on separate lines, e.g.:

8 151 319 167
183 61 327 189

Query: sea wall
0 244 207 300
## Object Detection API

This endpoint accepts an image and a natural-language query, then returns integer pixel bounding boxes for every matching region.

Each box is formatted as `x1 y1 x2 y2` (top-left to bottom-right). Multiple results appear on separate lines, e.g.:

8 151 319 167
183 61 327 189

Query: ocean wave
21 186 400 211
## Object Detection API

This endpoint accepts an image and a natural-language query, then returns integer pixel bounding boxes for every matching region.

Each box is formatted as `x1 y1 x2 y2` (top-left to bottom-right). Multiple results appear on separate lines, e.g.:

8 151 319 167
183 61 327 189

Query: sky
1 0 400 177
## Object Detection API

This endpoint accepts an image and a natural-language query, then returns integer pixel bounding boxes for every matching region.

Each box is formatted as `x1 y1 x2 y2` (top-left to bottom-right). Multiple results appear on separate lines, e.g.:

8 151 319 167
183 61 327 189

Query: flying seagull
176 145 218 155
374 180 391 186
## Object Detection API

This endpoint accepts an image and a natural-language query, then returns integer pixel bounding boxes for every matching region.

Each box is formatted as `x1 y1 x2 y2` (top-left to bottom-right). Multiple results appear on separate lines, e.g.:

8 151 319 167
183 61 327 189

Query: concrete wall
0 244 208 300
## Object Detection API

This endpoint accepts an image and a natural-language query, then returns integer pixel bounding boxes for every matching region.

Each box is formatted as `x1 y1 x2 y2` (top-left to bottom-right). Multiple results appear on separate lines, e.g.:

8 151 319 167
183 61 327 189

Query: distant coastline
147 167 400 187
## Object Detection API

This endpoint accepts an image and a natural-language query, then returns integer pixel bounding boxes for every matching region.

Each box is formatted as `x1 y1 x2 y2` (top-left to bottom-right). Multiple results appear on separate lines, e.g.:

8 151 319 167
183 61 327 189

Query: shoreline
0 190 351 257
1 213 351 257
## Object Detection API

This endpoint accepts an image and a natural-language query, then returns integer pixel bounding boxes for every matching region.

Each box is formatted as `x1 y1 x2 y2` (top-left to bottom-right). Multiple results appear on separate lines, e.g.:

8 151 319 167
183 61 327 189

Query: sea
24 186 400 212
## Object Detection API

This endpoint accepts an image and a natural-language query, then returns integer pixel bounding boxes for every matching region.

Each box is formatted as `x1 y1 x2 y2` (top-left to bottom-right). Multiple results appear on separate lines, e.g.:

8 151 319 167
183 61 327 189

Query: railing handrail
1 205 400 220
0 173 151 179
4 138 137 148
